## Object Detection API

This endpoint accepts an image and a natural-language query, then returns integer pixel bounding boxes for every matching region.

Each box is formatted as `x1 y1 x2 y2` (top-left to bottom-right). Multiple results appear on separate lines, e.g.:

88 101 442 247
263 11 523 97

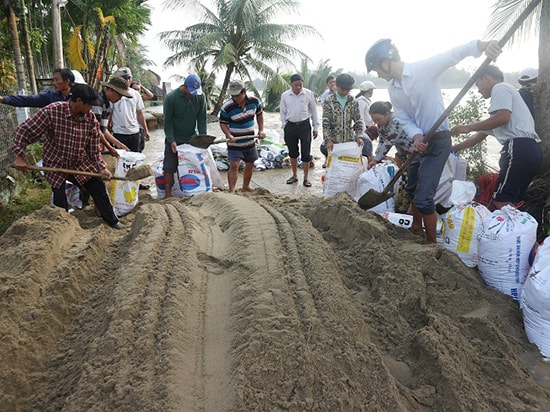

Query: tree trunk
19 0 37 94
6 0 27 92
536 0 550 165
210 64 235 116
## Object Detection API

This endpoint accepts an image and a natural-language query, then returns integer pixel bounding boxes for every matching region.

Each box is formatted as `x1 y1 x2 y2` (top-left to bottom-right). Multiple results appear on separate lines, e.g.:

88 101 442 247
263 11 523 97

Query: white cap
71 70 87 84
359 80 376 91
518 67 537 83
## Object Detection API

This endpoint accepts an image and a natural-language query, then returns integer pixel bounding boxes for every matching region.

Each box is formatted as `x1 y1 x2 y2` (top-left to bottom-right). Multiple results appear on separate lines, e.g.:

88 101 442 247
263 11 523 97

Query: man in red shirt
11 84 123 229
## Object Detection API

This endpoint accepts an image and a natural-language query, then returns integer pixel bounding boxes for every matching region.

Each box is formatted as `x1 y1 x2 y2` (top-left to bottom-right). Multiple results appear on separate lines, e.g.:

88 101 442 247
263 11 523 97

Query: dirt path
2 191 550 411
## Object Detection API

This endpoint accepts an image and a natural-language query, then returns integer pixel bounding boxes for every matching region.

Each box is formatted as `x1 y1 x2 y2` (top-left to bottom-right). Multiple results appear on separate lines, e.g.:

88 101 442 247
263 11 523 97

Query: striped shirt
219 95 262 148
11 101 105 189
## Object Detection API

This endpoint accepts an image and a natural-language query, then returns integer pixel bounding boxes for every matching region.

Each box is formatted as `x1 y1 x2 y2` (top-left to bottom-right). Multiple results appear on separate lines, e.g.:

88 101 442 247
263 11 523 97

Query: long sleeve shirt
1 89 68 107
163 87 207 144
11 101 105 189
322 93 363 143
279 87 319 132
389 40 482 138
373 113 412 162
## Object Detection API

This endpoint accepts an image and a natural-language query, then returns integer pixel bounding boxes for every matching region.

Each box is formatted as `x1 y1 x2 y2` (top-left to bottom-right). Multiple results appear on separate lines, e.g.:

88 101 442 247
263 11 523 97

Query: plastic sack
354 164 399 215
152 154 183 199
522 239 550 359
323 142 365 198
176 143 213 196
477 205 538 301
109 150 146 216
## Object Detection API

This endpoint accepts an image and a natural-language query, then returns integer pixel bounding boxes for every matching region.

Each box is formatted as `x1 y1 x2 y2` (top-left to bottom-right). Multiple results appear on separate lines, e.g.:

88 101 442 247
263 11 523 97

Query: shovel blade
357 189 395 210
187 134 218 149
126 164 153 181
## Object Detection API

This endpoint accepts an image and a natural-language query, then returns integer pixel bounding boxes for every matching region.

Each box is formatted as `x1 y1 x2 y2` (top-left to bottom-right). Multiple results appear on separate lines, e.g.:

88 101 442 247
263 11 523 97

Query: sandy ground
2 111 550 411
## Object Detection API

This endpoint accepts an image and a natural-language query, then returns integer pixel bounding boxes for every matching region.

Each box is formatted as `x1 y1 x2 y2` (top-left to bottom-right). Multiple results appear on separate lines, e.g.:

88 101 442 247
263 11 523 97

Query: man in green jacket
163 74 207 197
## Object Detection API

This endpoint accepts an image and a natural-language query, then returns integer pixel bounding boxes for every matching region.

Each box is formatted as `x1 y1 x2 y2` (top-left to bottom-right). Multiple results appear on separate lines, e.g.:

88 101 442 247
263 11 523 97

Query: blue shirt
1 88 69 108
389 40 481 138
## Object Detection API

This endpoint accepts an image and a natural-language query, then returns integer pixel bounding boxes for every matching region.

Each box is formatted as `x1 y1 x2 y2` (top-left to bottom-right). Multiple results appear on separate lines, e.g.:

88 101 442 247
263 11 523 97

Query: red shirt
11 101 106 188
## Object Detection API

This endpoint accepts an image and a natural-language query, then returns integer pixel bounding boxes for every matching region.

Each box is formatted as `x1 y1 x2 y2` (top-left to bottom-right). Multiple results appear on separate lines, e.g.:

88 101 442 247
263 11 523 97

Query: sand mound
1 191 550 411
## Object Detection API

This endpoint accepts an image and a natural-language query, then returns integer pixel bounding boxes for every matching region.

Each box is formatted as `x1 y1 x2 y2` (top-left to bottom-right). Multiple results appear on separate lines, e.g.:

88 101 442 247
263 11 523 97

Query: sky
140 0 539 84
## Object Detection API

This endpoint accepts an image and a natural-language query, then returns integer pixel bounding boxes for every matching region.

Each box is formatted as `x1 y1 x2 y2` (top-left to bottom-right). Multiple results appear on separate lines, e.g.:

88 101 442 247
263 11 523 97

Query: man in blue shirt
219 79 266 193
365 38 501 243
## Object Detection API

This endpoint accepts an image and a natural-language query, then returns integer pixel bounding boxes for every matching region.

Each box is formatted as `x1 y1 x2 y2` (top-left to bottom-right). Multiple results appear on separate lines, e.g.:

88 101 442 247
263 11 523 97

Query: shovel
358 0 541 211
26 164 153 181
188 134 259 149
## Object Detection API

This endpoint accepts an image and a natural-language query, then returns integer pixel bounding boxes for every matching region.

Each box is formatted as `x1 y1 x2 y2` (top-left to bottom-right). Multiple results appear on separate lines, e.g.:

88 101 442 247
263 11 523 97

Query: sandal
303 179 312 187
286 176 298 184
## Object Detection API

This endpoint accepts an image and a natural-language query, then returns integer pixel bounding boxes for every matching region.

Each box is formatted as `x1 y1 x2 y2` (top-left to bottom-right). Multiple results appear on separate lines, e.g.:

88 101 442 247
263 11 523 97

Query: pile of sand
1 191 550 411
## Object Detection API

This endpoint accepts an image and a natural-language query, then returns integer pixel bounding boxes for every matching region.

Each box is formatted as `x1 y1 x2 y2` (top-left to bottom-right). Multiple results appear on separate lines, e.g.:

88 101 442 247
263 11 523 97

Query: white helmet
518 67 537 84
359 80 376 91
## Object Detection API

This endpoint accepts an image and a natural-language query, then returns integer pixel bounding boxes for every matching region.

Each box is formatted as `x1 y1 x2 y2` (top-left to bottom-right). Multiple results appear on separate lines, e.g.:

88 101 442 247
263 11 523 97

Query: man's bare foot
241 187 253 192
410 227 425 237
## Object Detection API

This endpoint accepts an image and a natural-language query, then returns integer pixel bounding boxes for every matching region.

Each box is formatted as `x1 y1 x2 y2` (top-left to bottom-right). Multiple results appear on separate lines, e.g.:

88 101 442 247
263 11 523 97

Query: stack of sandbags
522 239 550 359
478 205 538 301
442 181 491 267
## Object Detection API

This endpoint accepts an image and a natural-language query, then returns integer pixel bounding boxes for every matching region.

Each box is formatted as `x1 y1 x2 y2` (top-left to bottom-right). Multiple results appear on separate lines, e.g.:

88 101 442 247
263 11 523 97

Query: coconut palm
160 0 319 115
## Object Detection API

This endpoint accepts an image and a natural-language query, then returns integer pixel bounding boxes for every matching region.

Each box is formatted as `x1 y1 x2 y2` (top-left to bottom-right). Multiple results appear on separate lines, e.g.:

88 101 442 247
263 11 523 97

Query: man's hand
412 134 427 154
258 130 266 140
450 124 471 136
313 131 318 139
100 168 112 180
478 40 502 61
171 141 178 154
13 155 28 171
325 139 333 152
367 159 378 170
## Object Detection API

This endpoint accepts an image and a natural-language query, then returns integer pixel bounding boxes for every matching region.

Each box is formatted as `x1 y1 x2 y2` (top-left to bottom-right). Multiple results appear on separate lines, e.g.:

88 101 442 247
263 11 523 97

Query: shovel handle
26 165 128 181
215 135 260 144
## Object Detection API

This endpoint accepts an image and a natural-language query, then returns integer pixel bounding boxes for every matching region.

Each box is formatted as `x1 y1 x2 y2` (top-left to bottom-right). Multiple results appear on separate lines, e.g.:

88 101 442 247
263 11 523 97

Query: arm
163 95 175 143
279 92 287 128
103 128 129 151
1 90 61 108
309 91 319 137
139 85 156 101
352 100 364 144
450 109 510 135
136 109 149 140
10 108 50 163
451 132 488 152
256 112 266 139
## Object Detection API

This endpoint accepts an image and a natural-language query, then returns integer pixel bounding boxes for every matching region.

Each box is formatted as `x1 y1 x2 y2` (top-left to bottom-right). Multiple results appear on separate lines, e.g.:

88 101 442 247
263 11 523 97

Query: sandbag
477 205 538 301
522 239 550 359
442 181 491 268
109 150 146 216
152 154 182 199
434 152 467 209
354 164 399 215
176 143 213 196
323 142 365 199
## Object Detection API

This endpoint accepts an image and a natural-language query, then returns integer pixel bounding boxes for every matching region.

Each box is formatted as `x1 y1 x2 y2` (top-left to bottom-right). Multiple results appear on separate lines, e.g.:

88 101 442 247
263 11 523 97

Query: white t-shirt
111 87 145 134
486 82 539 145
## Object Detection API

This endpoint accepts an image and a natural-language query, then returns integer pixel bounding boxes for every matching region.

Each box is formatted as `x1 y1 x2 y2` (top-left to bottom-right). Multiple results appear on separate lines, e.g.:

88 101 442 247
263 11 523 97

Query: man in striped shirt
11 84 123 229
219 79 266 193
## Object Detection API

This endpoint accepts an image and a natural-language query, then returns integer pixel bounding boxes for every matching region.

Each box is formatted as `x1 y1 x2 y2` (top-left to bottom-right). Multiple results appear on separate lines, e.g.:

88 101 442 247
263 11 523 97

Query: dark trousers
114 132 141 153
284 120 312 162
52 176 119 226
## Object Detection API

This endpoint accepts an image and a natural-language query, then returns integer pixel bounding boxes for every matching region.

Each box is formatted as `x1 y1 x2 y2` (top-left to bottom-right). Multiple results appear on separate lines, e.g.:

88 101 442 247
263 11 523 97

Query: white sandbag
323 142 364 199
478 205 538 301
176 143 213 196
354 164 399 214
522 239 550 359
152 154 182 199
109 150 146 216
434 152 467 209
382 212 412 228
203 147 225 189
442 181 491 267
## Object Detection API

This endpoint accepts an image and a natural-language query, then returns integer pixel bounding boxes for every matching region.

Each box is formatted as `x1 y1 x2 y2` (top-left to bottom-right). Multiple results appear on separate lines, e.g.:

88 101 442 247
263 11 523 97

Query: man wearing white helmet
518 67 537 119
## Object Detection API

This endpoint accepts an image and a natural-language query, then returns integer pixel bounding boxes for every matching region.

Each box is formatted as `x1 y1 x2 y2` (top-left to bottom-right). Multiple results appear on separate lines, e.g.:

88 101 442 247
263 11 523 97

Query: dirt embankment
1 191 550 411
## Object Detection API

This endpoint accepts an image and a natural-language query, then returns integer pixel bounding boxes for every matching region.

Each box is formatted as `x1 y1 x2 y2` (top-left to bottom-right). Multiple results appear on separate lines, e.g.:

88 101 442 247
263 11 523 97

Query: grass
0 184 51 236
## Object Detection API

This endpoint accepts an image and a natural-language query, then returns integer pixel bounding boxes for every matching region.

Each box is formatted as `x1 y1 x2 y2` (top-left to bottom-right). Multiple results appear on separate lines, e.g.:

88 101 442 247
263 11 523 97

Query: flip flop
286 176 298 184
303 179 312 187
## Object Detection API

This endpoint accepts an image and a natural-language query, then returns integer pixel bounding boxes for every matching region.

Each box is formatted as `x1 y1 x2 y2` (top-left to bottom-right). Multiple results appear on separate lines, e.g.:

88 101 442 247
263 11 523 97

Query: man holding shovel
11 84 123 229
365 38 501 243
162 74 207 198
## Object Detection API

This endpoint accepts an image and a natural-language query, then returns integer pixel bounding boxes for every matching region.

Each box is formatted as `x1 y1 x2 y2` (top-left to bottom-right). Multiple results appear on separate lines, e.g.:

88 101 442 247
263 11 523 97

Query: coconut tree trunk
536 0 550 165
5 0 27 92
211 63 235 116
19 0 37 94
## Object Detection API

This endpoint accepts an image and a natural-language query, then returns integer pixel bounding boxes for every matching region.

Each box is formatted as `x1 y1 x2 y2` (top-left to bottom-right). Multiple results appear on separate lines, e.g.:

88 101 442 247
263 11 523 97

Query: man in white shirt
280 73 319 187
110 67 149 153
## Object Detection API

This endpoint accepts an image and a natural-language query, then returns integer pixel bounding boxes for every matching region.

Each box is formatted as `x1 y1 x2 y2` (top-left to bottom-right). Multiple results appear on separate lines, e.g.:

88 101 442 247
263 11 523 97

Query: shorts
283 120 312 162
228 145 258 163
493 138 542 204
163 141 179 173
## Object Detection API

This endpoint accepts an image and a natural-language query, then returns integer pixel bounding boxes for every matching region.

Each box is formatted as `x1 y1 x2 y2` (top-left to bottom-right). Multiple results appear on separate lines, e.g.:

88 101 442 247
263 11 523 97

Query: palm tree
160 0 319 116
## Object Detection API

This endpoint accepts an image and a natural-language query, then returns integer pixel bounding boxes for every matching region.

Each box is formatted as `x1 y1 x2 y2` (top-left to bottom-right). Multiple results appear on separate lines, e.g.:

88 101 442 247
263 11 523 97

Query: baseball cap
519 67 538 84
359 80 376 91
184 74 202 95
228 79 245 95
101 77 133 98
114 66 132 79
71 70 87 84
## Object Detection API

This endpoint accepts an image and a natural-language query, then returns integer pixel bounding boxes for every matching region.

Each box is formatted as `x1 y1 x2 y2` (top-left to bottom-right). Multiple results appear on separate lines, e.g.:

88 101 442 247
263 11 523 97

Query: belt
287 119 310 125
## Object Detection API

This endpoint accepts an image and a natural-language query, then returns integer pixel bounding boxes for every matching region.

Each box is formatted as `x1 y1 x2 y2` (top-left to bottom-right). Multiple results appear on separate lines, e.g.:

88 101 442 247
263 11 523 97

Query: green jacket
163 87 207 144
